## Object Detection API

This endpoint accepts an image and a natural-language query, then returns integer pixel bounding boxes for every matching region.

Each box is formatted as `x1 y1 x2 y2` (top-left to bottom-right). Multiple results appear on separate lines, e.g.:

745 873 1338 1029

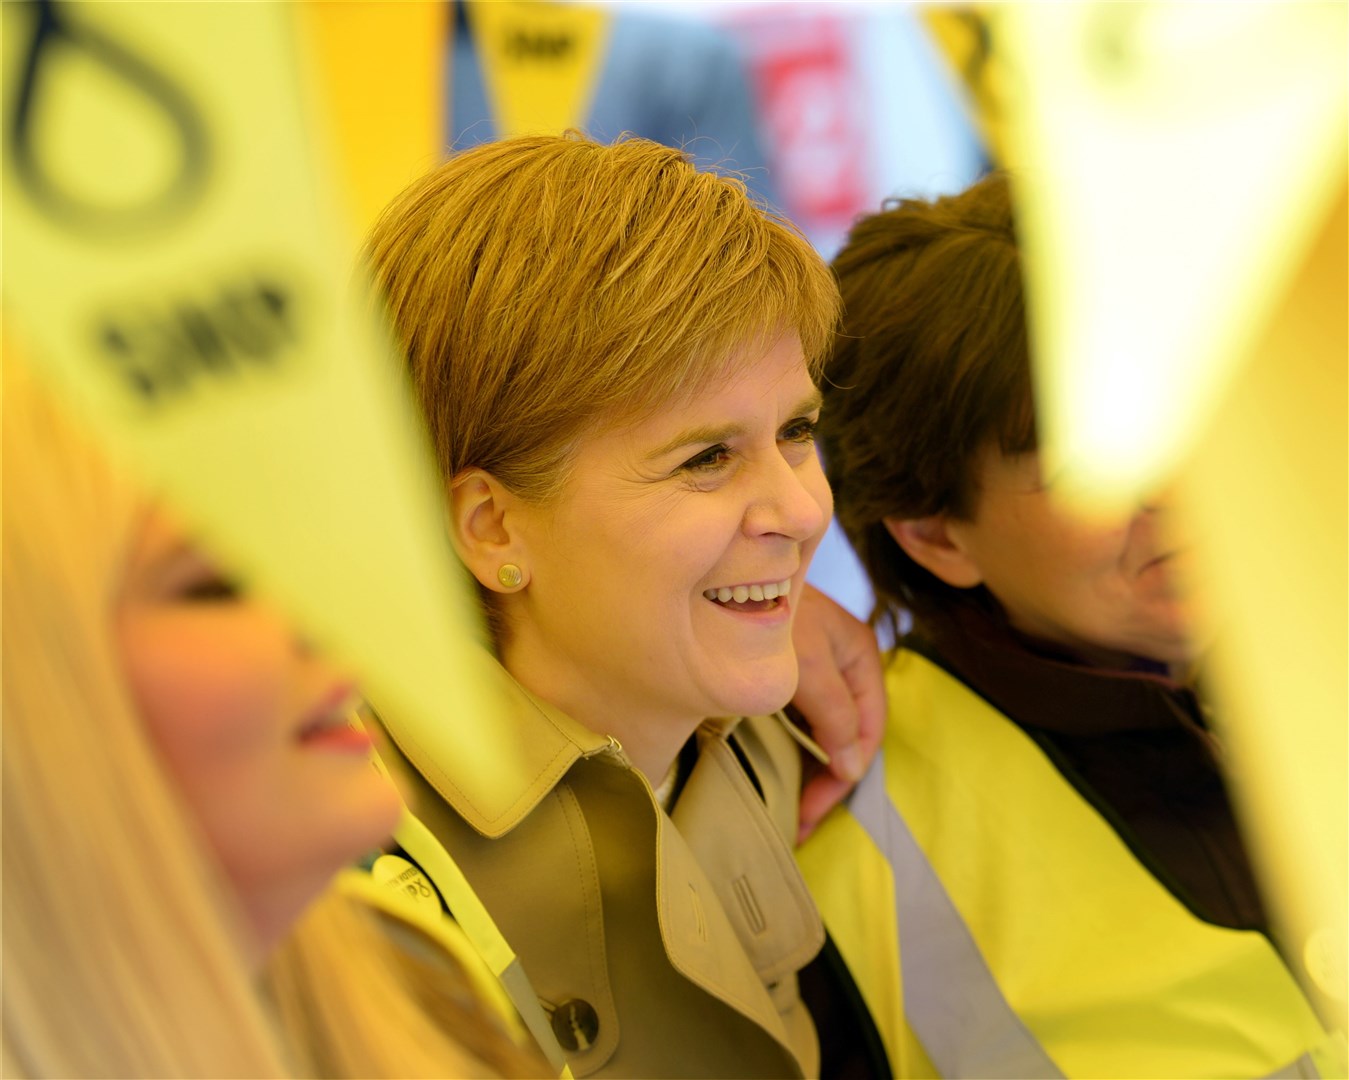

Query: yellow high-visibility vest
798 649 1342 1079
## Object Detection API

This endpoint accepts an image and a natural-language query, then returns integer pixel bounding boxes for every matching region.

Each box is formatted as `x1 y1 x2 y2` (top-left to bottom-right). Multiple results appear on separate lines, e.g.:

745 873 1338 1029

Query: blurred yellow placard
298 1 446 237
995 2 1346 504
1180 177 1348 1035
467 0 610 138
2 1 514 794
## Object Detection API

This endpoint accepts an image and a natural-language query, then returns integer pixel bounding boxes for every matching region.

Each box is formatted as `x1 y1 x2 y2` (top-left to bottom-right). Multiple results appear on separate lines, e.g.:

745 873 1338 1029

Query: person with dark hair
798 172 1341 1078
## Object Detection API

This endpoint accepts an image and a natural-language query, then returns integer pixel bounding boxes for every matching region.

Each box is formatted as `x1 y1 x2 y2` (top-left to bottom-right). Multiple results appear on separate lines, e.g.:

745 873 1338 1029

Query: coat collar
378 648 749 839
378 648 613 838
913 596 1208 742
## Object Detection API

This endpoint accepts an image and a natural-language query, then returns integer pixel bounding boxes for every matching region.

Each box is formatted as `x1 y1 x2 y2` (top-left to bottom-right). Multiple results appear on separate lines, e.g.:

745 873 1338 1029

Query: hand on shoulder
791 584 887 842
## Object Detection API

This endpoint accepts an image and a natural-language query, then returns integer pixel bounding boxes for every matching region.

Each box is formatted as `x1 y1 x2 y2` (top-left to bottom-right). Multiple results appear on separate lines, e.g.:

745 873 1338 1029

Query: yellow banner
2 2 509 780
922 6 1011 166
467 0 610 138
994 2 1346 504
1179 177 1348 1030
298 1 446 238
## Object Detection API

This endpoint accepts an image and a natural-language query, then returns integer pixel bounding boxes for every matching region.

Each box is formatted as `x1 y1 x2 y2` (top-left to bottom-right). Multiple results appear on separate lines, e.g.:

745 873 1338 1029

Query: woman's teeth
703 579 792 603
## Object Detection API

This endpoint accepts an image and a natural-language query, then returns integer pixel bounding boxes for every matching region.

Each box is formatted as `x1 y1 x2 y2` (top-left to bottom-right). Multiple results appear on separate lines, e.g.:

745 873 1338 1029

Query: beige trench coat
376 655 824 1079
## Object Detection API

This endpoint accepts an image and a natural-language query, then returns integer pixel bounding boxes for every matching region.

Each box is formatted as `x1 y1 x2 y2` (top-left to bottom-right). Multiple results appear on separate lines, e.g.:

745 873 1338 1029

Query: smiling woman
484 333 831 780
0 358 542 1078
805 171 1337 1078
115 507 400 960
365 133 842 1078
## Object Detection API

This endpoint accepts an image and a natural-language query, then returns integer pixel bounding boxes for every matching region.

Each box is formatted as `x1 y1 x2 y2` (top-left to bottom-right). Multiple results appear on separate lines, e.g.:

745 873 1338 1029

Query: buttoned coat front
376 655 824 1079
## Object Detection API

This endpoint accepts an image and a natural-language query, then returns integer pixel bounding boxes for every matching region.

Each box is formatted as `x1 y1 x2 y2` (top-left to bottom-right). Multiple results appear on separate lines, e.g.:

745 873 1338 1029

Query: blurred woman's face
503 332 832 753
117 510 403 953
946 450 1195 667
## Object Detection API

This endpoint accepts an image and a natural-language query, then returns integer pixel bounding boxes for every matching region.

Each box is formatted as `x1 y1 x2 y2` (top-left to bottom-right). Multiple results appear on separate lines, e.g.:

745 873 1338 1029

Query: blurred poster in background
719 3 985 256
449 1 985 247
723 9 876 251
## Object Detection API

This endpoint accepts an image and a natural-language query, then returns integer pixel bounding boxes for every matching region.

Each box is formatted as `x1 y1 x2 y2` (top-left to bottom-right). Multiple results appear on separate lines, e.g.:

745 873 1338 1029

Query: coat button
549 998 600 1052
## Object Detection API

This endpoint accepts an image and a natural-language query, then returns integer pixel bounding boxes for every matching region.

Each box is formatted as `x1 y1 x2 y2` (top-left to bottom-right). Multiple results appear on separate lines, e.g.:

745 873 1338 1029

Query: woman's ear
884 514 983 589
448 469 531 593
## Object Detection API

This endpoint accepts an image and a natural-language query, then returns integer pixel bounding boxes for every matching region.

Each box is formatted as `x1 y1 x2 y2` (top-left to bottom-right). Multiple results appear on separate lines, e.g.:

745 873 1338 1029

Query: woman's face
117 509 403 952
946 450 1195 666
503 332 832 747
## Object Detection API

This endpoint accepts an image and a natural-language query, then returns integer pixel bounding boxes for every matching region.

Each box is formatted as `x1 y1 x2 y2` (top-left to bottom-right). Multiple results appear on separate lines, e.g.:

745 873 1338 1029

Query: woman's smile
702 576 794 616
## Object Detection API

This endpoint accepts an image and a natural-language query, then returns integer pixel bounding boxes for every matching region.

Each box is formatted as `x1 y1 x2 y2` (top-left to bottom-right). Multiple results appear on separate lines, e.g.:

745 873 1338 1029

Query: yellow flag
467 0 610 138
922 6 1011 166
995 2 1346 505
2 1 513 787
1179 177 1348 1032
298 1 446 238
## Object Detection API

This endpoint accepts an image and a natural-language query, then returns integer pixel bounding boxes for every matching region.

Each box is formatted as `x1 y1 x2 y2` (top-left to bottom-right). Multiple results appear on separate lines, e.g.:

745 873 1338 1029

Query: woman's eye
178 575 241 602
781 416 819 444
679 444 732 473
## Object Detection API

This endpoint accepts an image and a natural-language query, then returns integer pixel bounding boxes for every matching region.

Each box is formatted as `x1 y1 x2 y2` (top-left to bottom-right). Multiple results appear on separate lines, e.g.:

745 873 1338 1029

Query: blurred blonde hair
1 357 540 1078
365 132 840 503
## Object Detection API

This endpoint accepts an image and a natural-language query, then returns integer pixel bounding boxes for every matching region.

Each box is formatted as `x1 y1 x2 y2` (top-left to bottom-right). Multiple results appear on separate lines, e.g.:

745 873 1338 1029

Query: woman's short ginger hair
820 172 1037 635
364 132 840 503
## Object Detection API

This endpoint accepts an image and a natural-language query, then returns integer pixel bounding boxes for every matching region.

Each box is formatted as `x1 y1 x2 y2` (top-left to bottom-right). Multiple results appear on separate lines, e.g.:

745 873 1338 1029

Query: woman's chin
1130 607 1203 668
705 663 798 719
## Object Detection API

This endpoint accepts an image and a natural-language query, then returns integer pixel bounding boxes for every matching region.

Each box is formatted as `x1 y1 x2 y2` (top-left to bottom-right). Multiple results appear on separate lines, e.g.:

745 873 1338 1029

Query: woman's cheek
123 618 282 772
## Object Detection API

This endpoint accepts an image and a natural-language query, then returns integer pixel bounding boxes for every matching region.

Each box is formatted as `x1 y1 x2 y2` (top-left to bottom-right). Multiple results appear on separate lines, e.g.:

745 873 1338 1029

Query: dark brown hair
820 172 1036 636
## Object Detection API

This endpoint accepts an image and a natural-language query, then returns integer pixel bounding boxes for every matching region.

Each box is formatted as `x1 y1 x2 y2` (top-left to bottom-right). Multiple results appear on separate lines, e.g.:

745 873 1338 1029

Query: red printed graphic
727 9 873 236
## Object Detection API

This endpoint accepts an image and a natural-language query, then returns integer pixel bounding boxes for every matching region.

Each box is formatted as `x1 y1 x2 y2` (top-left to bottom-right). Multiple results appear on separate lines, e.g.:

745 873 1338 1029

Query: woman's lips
297 682 365 749
298 722 374 753
1138 551 1178 576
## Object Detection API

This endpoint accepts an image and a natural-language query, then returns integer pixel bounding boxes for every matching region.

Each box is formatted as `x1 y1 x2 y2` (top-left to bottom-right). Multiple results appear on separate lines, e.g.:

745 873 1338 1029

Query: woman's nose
743 455 829 541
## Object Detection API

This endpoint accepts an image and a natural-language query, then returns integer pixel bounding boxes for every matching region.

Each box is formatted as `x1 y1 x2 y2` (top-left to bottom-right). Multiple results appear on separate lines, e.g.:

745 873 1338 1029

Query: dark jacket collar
911 595 1211 744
